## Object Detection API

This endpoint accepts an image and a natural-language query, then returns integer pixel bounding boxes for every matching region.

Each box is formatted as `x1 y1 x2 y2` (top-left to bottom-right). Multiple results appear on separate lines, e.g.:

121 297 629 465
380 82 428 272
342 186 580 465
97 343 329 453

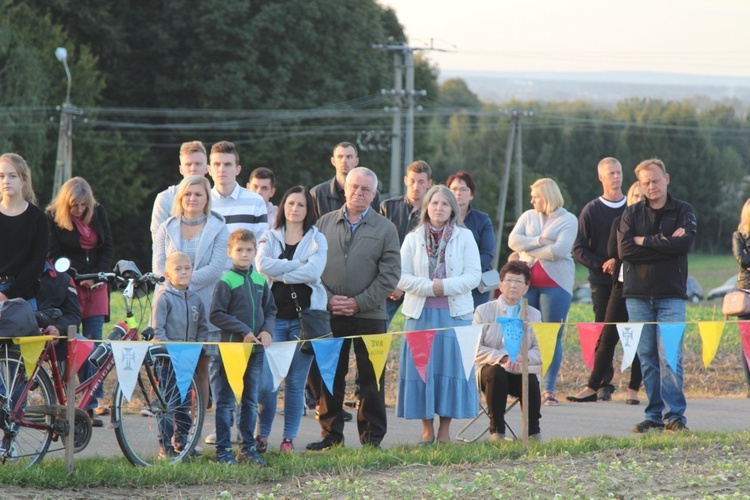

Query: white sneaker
204 432 216 445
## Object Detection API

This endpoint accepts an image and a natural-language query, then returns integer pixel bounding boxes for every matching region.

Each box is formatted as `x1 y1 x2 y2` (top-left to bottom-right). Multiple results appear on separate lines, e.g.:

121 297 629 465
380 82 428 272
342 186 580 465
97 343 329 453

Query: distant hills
440 70 750 107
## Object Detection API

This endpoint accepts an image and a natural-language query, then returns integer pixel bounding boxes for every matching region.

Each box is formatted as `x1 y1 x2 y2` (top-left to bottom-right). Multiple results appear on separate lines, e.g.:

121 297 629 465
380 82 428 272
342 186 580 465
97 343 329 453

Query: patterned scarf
426 221 454 279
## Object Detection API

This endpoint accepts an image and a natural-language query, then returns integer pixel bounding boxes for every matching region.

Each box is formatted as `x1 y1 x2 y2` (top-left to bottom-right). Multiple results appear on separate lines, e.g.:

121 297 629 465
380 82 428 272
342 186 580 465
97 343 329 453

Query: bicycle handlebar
73 271 165 286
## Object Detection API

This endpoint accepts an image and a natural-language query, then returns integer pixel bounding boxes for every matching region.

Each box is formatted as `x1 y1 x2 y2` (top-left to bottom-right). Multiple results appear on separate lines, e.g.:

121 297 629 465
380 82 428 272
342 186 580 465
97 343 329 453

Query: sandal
543 392 559 406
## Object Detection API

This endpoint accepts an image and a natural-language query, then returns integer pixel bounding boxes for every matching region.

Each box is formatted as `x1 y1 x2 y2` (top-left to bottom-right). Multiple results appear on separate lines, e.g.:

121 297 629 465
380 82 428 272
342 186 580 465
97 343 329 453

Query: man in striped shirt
208 141 269 271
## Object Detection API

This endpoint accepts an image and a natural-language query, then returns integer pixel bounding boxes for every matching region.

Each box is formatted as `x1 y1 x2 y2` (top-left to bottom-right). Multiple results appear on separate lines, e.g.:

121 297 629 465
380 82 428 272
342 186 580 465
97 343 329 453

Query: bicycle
0 260 206 467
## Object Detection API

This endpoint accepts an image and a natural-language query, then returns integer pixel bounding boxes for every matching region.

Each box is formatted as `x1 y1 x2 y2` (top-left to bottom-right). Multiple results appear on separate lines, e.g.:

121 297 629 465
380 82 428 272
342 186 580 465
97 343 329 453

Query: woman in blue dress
397 185 481 443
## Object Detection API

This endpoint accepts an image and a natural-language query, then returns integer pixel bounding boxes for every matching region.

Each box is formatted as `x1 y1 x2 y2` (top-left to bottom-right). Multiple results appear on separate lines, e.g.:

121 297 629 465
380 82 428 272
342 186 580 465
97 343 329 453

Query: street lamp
52 46 81 197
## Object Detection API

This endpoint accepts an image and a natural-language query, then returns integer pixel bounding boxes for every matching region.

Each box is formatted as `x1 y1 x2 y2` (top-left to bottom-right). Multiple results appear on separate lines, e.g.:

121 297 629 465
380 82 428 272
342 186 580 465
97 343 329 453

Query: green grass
1 432 749 497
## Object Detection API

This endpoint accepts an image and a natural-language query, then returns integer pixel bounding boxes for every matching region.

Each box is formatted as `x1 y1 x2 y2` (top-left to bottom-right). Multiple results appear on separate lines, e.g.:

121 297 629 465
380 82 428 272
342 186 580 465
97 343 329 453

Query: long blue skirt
397 308 478 420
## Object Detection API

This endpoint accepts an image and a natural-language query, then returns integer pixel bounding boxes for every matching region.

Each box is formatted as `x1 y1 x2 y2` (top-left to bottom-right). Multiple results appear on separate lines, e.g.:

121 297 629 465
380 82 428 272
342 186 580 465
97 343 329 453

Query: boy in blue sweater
210 229 276 465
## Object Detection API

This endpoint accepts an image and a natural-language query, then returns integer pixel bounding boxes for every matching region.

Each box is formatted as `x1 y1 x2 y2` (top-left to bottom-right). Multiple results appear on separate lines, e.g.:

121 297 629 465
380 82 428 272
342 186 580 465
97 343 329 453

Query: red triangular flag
405 330 437 383
71 336 96 372
739 322 750 368
577 323 605 371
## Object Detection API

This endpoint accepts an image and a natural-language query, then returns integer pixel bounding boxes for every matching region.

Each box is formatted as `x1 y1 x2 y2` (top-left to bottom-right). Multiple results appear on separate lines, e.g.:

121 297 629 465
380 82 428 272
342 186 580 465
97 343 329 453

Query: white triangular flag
616 323 644 372
454 325 482 381
265 342 297 391
112 341 150 402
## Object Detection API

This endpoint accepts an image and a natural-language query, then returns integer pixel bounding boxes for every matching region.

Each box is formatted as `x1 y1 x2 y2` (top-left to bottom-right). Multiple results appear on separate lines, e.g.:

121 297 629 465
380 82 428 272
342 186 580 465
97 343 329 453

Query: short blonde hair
530 178 564 215
626 181 643 207
634 158 666 178
165 251 192 269
47 177 97 230
172 175 212 217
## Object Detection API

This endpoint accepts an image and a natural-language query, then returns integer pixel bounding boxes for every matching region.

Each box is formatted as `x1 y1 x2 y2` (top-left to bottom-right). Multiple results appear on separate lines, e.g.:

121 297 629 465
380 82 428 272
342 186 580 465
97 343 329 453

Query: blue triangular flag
497 317 524 362
166 343 202 403
312 338 344 395
659 323 686 373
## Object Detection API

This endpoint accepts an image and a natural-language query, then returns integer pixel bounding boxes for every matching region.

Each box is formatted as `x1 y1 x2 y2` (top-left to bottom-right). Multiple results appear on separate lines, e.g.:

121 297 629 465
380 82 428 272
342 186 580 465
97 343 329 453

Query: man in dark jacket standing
307 167 400 451
310 142 380 216
617 158 696 434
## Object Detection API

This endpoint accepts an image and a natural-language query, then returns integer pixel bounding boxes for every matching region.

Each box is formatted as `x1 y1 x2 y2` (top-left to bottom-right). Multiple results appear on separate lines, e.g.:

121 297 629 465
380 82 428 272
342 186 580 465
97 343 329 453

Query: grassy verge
1 431 748 497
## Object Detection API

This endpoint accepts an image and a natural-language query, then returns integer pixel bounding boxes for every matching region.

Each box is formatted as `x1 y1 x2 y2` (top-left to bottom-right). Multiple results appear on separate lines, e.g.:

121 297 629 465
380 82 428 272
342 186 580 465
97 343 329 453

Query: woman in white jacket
254 186 327 452
508 178 577 407
397 185 481 444
474 260 542 441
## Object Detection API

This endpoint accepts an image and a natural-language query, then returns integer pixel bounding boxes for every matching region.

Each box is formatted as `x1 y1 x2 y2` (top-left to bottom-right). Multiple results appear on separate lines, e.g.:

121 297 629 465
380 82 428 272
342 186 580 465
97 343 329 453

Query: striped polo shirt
211 183 268 270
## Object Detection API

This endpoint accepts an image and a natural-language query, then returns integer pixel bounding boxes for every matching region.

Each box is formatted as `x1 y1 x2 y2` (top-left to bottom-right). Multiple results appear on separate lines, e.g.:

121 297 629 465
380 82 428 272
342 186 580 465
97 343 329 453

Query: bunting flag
616 323 643 372
698 322 726 368
497 317 524 362
739 322 750 368
13 335 54 378
363 334 392 390
71 335 95 372
265 342 297 391
312 338 344 395
165 343 202 403
576 323 604 371
454 325 482 381
405 330 437 383
218 343 254 402
531 323 560 376
112 341 150 402
658 323 686 373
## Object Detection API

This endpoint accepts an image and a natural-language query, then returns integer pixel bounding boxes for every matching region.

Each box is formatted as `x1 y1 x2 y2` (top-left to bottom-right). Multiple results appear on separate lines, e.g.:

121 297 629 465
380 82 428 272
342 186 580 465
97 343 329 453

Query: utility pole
492 109 532 270
374 43 429 197
52 47 83 197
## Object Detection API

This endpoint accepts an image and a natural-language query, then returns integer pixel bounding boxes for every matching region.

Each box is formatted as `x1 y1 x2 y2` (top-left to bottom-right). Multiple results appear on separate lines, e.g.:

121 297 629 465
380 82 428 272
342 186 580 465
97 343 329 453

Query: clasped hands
329 295 360 316
244 330 272 348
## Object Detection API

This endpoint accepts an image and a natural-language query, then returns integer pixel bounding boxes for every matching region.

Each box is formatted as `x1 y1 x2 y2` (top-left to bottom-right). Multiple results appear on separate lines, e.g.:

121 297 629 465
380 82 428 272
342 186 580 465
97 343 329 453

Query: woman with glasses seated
474 260 542 442
397 185 481 444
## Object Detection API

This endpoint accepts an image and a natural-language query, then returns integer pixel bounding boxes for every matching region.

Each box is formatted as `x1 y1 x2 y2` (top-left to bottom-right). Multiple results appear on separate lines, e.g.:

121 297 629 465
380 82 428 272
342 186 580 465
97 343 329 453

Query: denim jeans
211 348 263 450
257 318 313 439
79 315 105 409
385 296 403 329
524 285 572 393
626 298 687 425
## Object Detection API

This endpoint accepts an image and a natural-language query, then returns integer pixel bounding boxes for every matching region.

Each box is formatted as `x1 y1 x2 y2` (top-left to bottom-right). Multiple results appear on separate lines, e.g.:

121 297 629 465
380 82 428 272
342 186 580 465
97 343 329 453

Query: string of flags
9 320 750 403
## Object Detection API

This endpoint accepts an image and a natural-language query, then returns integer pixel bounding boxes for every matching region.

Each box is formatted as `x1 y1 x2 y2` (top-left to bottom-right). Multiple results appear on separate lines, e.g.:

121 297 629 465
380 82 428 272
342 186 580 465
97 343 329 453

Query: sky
380 0 750 78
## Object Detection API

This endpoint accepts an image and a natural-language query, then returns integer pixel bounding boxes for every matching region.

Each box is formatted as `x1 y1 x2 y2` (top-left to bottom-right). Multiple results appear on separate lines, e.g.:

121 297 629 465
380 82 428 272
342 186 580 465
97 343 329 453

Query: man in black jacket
617 158 696 434
310 142 380 216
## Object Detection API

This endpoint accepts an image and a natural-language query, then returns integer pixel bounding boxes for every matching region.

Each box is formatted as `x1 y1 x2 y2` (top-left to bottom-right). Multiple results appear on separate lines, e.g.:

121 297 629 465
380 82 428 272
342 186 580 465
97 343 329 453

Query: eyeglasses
450 187 470 194
502 279 526 286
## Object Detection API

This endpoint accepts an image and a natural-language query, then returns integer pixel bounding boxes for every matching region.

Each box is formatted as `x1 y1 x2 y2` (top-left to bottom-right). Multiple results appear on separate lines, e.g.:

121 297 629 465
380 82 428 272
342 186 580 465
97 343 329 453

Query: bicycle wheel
0 345 55 467
113 347 204 466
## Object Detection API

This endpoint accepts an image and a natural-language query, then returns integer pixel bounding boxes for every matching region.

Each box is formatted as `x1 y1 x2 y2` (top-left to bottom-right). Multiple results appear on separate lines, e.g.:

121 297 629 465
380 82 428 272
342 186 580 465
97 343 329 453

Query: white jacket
473 297 542 380
398 225 481 319
255 226 329 312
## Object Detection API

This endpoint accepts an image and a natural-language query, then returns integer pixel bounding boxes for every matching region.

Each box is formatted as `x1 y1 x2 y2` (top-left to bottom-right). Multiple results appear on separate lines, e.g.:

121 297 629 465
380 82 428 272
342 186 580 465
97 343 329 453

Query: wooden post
65 325 76 474
521 299 529 449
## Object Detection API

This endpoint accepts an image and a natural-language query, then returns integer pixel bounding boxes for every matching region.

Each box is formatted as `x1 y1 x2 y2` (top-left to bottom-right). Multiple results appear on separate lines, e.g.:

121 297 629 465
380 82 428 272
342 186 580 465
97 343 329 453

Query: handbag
722 289 750 317
477 269 500 294
290 284 332 355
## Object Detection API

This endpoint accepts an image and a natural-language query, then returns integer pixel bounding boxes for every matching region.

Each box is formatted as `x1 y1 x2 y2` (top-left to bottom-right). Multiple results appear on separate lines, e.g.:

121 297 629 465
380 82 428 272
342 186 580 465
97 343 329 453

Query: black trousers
317 316 387 445
480 364 541 435
587 283 642 392
590 283 615 388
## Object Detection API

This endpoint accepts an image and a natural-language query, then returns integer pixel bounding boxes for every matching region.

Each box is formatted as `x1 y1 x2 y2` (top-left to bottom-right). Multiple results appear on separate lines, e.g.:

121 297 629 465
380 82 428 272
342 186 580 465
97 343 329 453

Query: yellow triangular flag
531 323 561 376
364 334 392 391
13 336 54 378
218 343 253 401
698 321 726 368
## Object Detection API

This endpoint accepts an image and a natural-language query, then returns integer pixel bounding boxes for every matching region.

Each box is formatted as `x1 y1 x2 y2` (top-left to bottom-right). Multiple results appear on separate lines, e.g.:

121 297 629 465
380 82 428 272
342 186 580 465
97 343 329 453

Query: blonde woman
0 153 48 305
508 178 578 406
731 198 750 397
47 177 113 423
397 185 481 444
153 174 229 439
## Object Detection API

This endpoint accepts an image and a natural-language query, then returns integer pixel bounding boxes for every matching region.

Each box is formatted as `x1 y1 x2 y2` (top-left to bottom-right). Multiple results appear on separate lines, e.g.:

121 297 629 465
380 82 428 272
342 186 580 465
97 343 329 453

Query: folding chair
456 365 541 443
